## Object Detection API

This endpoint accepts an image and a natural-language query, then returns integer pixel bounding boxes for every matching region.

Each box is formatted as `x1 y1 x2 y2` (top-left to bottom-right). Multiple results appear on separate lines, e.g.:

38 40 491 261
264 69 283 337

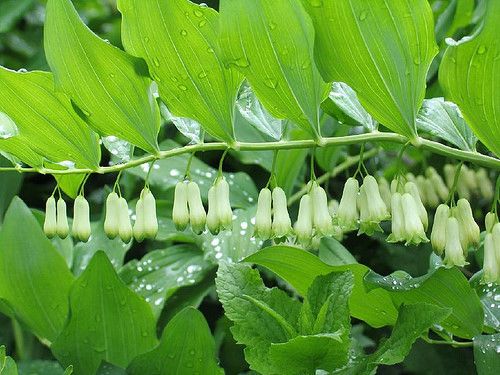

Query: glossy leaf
0 197 74 343
119 0 241 144
159 103 202 145
416 98 477 151
470 273 500 331
318 237 357 266
127 307 223 375
52 251 158 375
119 245 213 316
52 172 87 200
0 68 100 169
440 0 500 157
473 334 500 375
17 361 64 375
303 0 438 139
44 0 160 154
219 0 329 140
102 136 133 163
435 0 475 42
0 156 22 224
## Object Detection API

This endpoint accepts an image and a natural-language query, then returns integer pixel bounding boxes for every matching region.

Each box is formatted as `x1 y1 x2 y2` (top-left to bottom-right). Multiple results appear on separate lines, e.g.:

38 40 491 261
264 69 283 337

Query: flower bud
456 198 480 252
43 196 57 238
72 195 91 242
104 192 119 239
272 187 292 238
378 177 392 210
405 173 416 183
476 168 494 200
363 176 390 221
254 188 272 240
294 194 313 246
328 199 339 217
311 183 335 236
358 185 383 235
443 217 467 267
444 164 456 189
404 182 428 230
387 193 405 243
461 165 478 192
117 197 133 243
482 233 499 284
485 212 498 233
216 178 233 230
424 178 440 208
173 182 189 231
431 204 449 255
206 185 220 234
401 193 428 245
415 176 428 207
337 178 359 232
426 167 449 201
142 188 158 239
187 182 206 234
56 198 69 239
133 197 145 242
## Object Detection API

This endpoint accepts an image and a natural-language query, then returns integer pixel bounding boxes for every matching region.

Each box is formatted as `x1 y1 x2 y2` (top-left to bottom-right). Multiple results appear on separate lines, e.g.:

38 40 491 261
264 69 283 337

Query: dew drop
180 29 188 36
359 11 367 21
309 0 323 7
198 71 208 79
178 84 188 91
144 37 150 43
153 57 160 67
269 22 277 30
194 9 203 17
477 45 487 55
198 20 207 27
264 78 278 89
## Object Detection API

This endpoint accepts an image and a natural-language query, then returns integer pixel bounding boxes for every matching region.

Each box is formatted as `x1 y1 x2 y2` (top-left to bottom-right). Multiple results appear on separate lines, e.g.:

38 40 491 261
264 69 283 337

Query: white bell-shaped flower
358 185 383 235
206 185 220 235
216 178 233 231
485 212 498 233
104 192 120 239
173 181 189 231
294 194 313 246
56 198 69 239
187 181 206 234
117 197 133 243
456 198 480 253
378 177 392 210
415 176 428 207
272 187 292 238
254 188 272 240
426 167 449 201
401 193 428 245
43 196 57 238
476 168 494 200
328 199 339 218
72 195 91 242
142 188 158 239
387 193 405 243
133 197 145 242
482 233 499 284
336 177 359 232
424 179 440 208
404 181 428 230
461 165 478 192
430 204 450 255
311 183 334 236
443 217 467 267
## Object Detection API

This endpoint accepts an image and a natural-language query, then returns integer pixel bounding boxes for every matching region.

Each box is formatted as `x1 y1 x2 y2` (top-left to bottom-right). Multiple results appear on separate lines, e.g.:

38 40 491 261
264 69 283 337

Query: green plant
0 0 499 374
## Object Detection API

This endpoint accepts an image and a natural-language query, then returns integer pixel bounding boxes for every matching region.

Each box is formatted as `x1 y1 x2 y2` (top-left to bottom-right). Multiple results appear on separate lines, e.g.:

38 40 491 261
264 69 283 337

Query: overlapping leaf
303 0 438 139
44 0 160 154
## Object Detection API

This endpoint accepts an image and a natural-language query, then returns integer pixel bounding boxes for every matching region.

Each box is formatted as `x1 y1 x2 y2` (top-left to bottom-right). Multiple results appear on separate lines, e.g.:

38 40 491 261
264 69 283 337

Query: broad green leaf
0 346 18 375
365 267 484 339
219 0 329 140
0 68 100 169
119 245 214 316
416 98 477 151
439 0 500 157
127 140 258 209
473 334 500 375
245 246 398 328
102 136 133 163
435 0 475 42
44 0 160 154
216 262 302 374
329 83 377 132
303 0 438 139
159 103 202 145
127 307 223 375
53 173 86 200
318 237 357 266
274 147 309 198
470 273 500 331
95 362 125 375
0 156 22 224
17 361 64 375
0 0 35 33
0 197 74 344
52 251 158 375
119 0 242 144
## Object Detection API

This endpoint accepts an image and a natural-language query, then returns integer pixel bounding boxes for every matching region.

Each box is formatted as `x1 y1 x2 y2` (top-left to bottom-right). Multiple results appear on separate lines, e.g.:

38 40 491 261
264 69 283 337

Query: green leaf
119 245 214 317
0 156 22 224
274 146 309 198
119 0 242 144
53 173 86 200
17 361 64 375
365 267 483 339
128 307 223 375
435 0 475 42
473 334 500 375
303 0 438 139
0 197 74 343
416 98 477 151
159 103 202 145
0 68 101 169
470 273 500 331
44 0 160 154
245 246 398 328
219 0 329 140
318 237 357 266
439 0 500 157
0 0 35 33
52 251 158 375
0 346 18 375
216 262 302 374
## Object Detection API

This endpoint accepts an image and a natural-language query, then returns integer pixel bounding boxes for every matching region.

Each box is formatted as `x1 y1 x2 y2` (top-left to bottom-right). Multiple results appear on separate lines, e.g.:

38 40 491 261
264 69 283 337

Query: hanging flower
117 197 133 243
404 181 428 230
423 179 439 208
415 176 428 207
216 178 233 231
56 197 69 239
476 168 494 200
173 181 189 231
401 193 429 246
426 167 449 201
430 204 450 255
206 185 220 235
133 196 145 242
142 188 158 239
254 188 272 240
485 212 498 233
72 195 91 242
311 183 335 237
455 198 480 253
272 187 292 238
378 177 392 210
328 199 339 218
187 181 206 234
294 194 313 246
336 177 359 232
443 217 467 267
43 196 57 238
387 193 405 243
358 176 389 235
482 233 499 284
104 192 120 239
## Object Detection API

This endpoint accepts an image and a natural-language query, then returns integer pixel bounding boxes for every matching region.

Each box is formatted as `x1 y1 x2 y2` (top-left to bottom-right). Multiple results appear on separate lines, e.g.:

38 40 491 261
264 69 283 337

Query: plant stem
0 133 499 175
420 335 473 348
287 148 379 206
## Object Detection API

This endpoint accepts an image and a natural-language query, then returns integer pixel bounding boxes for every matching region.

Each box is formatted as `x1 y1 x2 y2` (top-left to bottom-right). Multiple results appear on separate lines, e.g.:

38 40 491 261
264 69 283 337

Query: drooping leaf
0 197 74 344
303 0 438 139
44 0 160 154
118 245 214 316
127 307 223 375
219 0 329 140
119 0 242 144
52 251 158 375
416 98 477 151
439 0 500 157
473 334 500 375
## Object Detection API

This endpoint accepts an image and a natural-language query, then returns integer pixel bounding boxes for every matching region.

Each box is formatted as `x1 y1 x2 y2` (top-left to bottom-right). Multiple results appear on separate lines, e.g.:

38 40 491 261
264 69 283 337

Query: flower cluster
482 214 500 284
254 187 292 240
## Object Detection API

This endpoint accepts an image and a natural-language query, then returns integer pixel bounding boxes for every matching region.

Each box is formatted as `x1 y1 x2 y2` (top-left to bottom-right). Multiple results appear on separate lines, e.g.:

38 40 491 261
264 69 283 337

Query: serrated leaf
119 0 241 144
416 98 477 151
0 197 74 344
303 0 438 139
118 245 213 317
219 0 329 140
328 82 377 132
439 0 500 156
0 68 100 169
44 0 160 154
127 307 223 375
52 251 158 375
473 334 500 375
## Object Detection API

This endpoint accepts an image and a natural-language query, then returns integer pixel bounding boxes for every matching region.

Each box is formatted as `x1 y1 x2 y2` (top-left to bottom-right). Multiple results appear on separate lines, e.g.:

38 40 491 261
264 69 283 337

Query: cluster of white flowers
483 213 500 284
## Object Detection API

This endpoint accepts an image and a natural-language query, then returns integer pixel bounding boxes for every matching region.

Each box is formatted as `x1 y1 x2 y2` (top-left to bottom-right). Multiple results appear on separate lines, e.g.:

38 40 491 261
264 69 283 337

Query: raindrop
180 29 188 36
153 57 160 67
170 169 180 177
309 0 323 7
0 112 19 139
229 57 250 68
359 11 367 21
144 37 150 43
198 71 208 79
178 84 188 91
198 20 207 27
413 57 421 65
264 78 278 89
269 22 277 30
194 9 203 17
17 68 28 73
477 45 487 55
